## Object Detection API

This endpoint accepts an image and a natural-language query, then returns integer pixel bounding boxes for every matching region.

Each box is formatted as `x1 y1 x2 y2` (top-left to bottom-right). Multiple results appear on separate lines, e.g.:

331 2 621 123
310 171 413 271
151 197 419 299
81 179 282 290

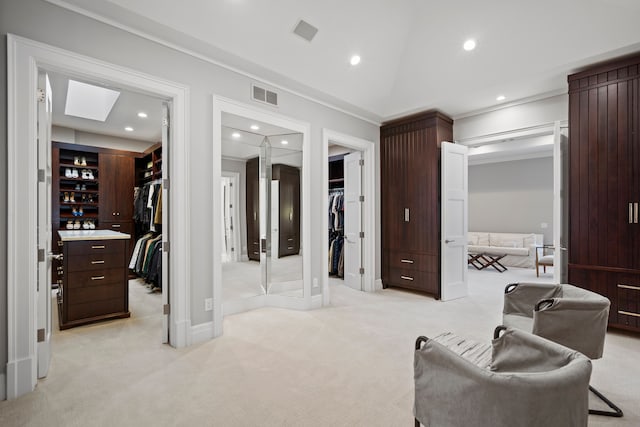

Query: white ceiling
222 112 303 167
50 0 640 121
47 71 164 143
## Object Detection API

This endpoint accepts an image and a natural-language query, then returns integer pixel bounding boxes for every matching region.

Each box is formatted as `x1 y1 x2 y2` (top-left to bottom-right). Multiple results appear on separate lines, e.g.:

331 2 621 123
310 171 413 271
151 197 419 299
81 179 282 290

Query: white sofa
468 232 543 268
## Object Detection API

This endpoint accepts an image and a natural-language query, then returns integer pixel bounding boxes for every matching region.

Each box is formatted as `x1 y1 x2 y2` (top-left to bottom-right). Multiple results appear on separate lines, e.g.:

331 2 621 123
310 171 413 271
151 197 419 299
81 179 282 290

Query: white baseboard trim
6 356 36 399
311 294 323 309
0 373 6 401
374 279 383 291
190 321 216 345
173 319 191 348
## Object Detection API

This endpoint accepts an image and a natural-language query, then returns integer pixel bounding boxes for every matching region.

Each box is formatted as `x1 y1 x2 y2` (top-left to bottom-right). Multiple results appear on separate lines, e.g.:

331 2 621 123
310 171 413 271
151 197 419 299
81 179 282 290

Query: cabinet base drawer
66 239 125 255
66 298 126 322
66 282 125 305
67 252 126 272
66 268 126 289
386 268 438 295
387 250 436 272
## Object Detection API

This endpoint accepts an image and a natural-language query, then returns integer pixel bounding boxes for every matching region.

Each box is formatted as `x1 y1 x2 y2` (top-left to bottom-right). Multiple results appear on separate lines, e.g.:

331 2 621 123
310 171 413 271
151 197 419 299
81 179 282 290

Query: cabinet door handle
400 259 414 264
91 276 105 281
91 245 105 249
400 275 414 281
404 208 410 222
635 202 638 224
91 260 105 264
111 224 121 228
630 203 633 224
288 238 294 241
288 246 294 250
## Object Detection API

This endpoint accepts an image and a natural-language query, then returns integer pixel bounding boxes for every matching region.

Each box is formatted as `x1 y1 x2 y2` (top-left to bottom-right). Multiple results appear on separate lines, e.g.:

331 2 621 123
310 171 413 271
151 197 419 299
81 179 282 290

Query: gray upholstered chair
414 326 592 427
503 282 622 417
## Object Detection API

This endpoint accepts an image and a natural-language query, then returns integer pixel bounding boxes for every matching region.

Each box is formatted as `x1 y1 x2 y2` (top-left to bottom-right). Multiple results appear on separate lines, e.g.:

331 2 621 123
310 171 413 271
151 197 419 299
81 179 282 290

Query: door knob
445 239 455 244
48 252 63 261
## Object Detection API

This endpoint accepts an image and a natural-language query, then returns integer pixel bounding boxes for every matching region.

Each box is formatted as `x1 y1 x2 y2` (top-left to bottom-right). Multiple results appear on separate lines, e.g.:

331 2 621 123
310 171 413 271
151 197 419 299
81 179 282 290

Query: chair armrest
503 282 561 317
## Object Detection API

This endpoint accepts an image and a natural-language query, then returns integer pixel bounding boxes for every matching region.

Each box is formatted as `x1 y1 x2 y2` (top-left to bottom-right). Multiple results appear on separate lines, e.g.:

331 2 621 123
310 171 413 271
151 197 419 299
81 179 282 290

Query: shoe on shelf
82 221 90 230
71 168 79 178
66 221 73 230
73 220 81 230
73 156 79 166
65 168 72 178
78 207 83 216
71 207 77 217
81 156 87 166
81 184 86 191
63 192 69 202
74 183 80 191
89 220 95 230
70 192 75 203
87 170 94 180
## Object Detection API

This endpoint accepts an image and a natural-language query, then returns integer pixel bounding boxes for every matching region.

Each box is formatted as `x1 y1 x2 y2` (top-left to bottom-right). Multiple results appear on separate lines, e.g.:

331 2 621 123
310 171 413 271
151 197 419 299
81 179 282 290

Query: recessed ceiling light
124 126 134 132
64 79 120 122
281 140 289 145
350 55 361 66
250 124 260 130
463 39 476 51
496 95 506 101
232 132 241 138
137 112 148 118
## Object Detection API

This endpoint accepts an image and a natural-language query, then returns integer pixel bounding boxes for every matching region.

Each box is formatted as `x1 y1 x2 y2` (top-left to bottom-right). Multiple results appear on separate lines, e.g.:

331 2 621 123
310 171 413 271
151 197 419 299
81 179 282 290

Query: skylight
64 79 120 122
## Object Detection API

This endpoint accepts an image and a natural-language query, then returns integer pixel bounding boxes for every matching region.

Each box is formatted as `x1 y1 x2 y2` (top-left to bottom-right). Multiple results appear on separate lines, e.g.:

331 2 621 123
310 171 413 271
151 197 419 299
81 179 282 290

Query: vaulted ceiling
50 0 640 122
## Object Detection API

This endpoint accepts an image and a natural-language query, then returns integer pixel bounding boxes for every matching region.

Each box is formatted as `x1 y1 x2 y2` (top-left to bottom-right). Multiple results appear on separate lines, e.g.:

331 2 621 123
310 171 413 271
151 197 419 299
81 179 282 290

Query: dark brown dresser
58 230 131 329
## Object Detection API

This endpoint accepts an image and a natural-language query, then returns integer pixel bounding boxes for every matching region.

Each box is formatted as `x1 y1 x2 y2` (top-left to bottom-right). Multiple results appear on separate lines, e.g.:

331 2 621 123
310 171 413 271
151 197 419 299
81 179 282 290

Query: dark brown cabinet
245 158 301 260
380 110 453 297
99 153 135 252
272 164 300 257
58 234 130 329
246 157 261 261
567 54 640 332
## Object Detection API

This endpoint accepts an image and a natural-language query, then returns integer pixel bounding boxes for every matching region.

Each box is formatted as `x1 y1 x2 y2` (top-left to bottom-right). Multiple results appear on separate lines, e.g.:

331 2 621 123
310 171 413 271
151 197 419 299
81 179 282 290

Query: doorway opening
321 129 377 301
7 35 190 399
40 69 170 375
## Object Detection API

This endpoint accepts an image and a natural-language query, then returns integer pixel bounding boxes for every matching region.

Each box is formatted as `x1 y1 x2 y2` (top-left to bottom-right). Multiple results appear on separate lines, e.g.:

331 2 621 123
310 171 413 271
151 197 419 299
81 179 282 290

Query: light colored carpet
1 268 639 426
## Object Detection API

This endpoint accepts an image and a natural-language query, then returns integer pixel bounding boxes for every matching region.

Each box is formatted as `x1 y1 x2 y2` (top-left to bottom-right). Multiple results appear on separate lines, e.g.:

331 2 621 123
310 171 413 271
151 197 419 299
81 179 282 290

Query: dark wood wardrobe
246 158 301 260
567 54 640 332
380 110 453 298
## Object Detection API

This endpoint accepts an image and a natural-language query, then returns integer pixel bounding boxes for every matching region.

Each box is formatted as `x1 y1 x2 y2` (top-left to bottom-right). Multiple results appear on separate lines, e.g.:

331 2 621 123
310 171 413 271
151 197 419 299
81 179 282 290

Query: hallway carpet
1 269 638 426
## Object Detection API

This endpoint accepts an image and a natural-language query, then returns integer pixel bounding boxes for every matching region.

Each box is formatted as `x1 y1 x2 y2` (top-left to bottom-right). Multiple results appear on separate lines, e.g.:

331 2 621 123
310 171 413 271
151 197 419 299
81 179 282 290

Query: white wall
221 158 247 259
469 157 554 243
0 0 380 379
454 94 568 141
52 126 156 152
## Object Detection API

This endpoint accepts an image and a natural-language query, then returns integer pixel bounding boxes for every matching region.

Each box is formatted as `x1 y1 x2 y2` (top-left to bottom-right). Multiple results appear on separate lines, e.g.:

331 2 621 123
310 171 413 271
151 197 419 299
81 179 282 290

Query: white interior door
343 151 363 291
553 122 568 283
161 103 170 344
441 142 468 301
37 72 53 377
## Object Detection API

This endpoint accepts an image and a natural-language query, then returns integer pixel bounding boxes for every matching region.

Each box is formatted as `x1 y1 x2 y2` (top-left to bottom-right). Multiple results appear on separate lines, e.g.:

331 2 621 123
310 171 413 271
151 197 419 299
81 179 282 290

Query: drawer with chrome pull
67 252 126 272
67 239 125 255
388 250 436 272
66 268 124 289
387 268 436 292
617 282 640 328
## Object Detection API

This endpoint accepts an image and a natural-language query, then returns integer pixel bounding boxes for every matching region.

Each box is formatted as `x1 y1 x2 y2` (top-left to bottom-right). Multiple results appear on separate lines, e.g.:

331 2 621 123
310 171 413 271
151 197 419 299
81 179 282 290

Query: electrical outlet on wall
204 298 213 311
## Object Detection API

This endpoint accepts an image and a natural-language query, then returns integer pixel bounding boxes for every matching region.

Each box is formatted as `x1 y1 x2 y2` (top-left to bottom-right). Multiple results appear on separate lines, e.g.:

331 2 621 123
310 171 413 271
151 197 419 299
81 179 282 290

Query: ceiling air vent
252 84 278 107
293 19 318 42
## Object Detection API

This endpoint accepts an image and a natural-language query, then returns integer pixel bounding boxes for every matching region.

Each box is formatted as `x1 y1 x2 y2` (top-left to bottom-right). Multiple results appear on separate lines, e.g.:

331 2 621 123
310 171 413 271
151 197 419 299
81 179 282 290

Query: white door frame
212 95 313 337
6 34 191 399
221 171 241 263
322 129 377 296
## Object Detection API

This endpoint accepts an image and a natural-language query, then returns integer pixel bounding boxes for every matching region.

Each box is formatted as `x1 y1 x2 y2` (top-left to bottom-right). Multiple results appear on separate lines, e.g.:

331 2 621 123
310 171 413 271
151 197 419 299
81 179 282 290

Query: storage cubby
56 148 100 231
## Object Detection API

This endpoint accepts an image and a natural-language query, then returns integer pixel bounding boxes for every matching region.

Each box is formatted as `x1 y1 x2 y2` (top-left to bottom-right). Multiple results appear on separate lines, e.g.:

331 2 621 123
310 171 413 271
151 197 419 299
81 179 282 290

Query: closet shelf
59 163 99 170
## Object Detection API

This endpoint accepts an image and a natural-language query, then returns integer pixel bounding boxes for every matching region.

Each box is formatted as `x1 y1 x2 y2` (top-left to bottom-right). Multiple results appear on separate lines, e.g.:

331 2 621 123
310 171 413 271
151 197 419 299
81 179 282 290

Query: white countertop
58 230 131 241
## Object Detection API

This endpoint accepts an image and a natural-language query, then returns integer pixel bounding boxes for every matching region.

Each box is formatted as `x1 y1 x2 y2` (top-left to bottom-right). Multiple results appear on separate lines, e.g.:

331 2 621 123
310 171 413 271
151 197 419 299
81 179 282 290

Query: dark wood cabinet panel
246 157 260 261
273 164 300 257
568 54 640 332
99 153 134 222
380 110 453 297
245 159 301 259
